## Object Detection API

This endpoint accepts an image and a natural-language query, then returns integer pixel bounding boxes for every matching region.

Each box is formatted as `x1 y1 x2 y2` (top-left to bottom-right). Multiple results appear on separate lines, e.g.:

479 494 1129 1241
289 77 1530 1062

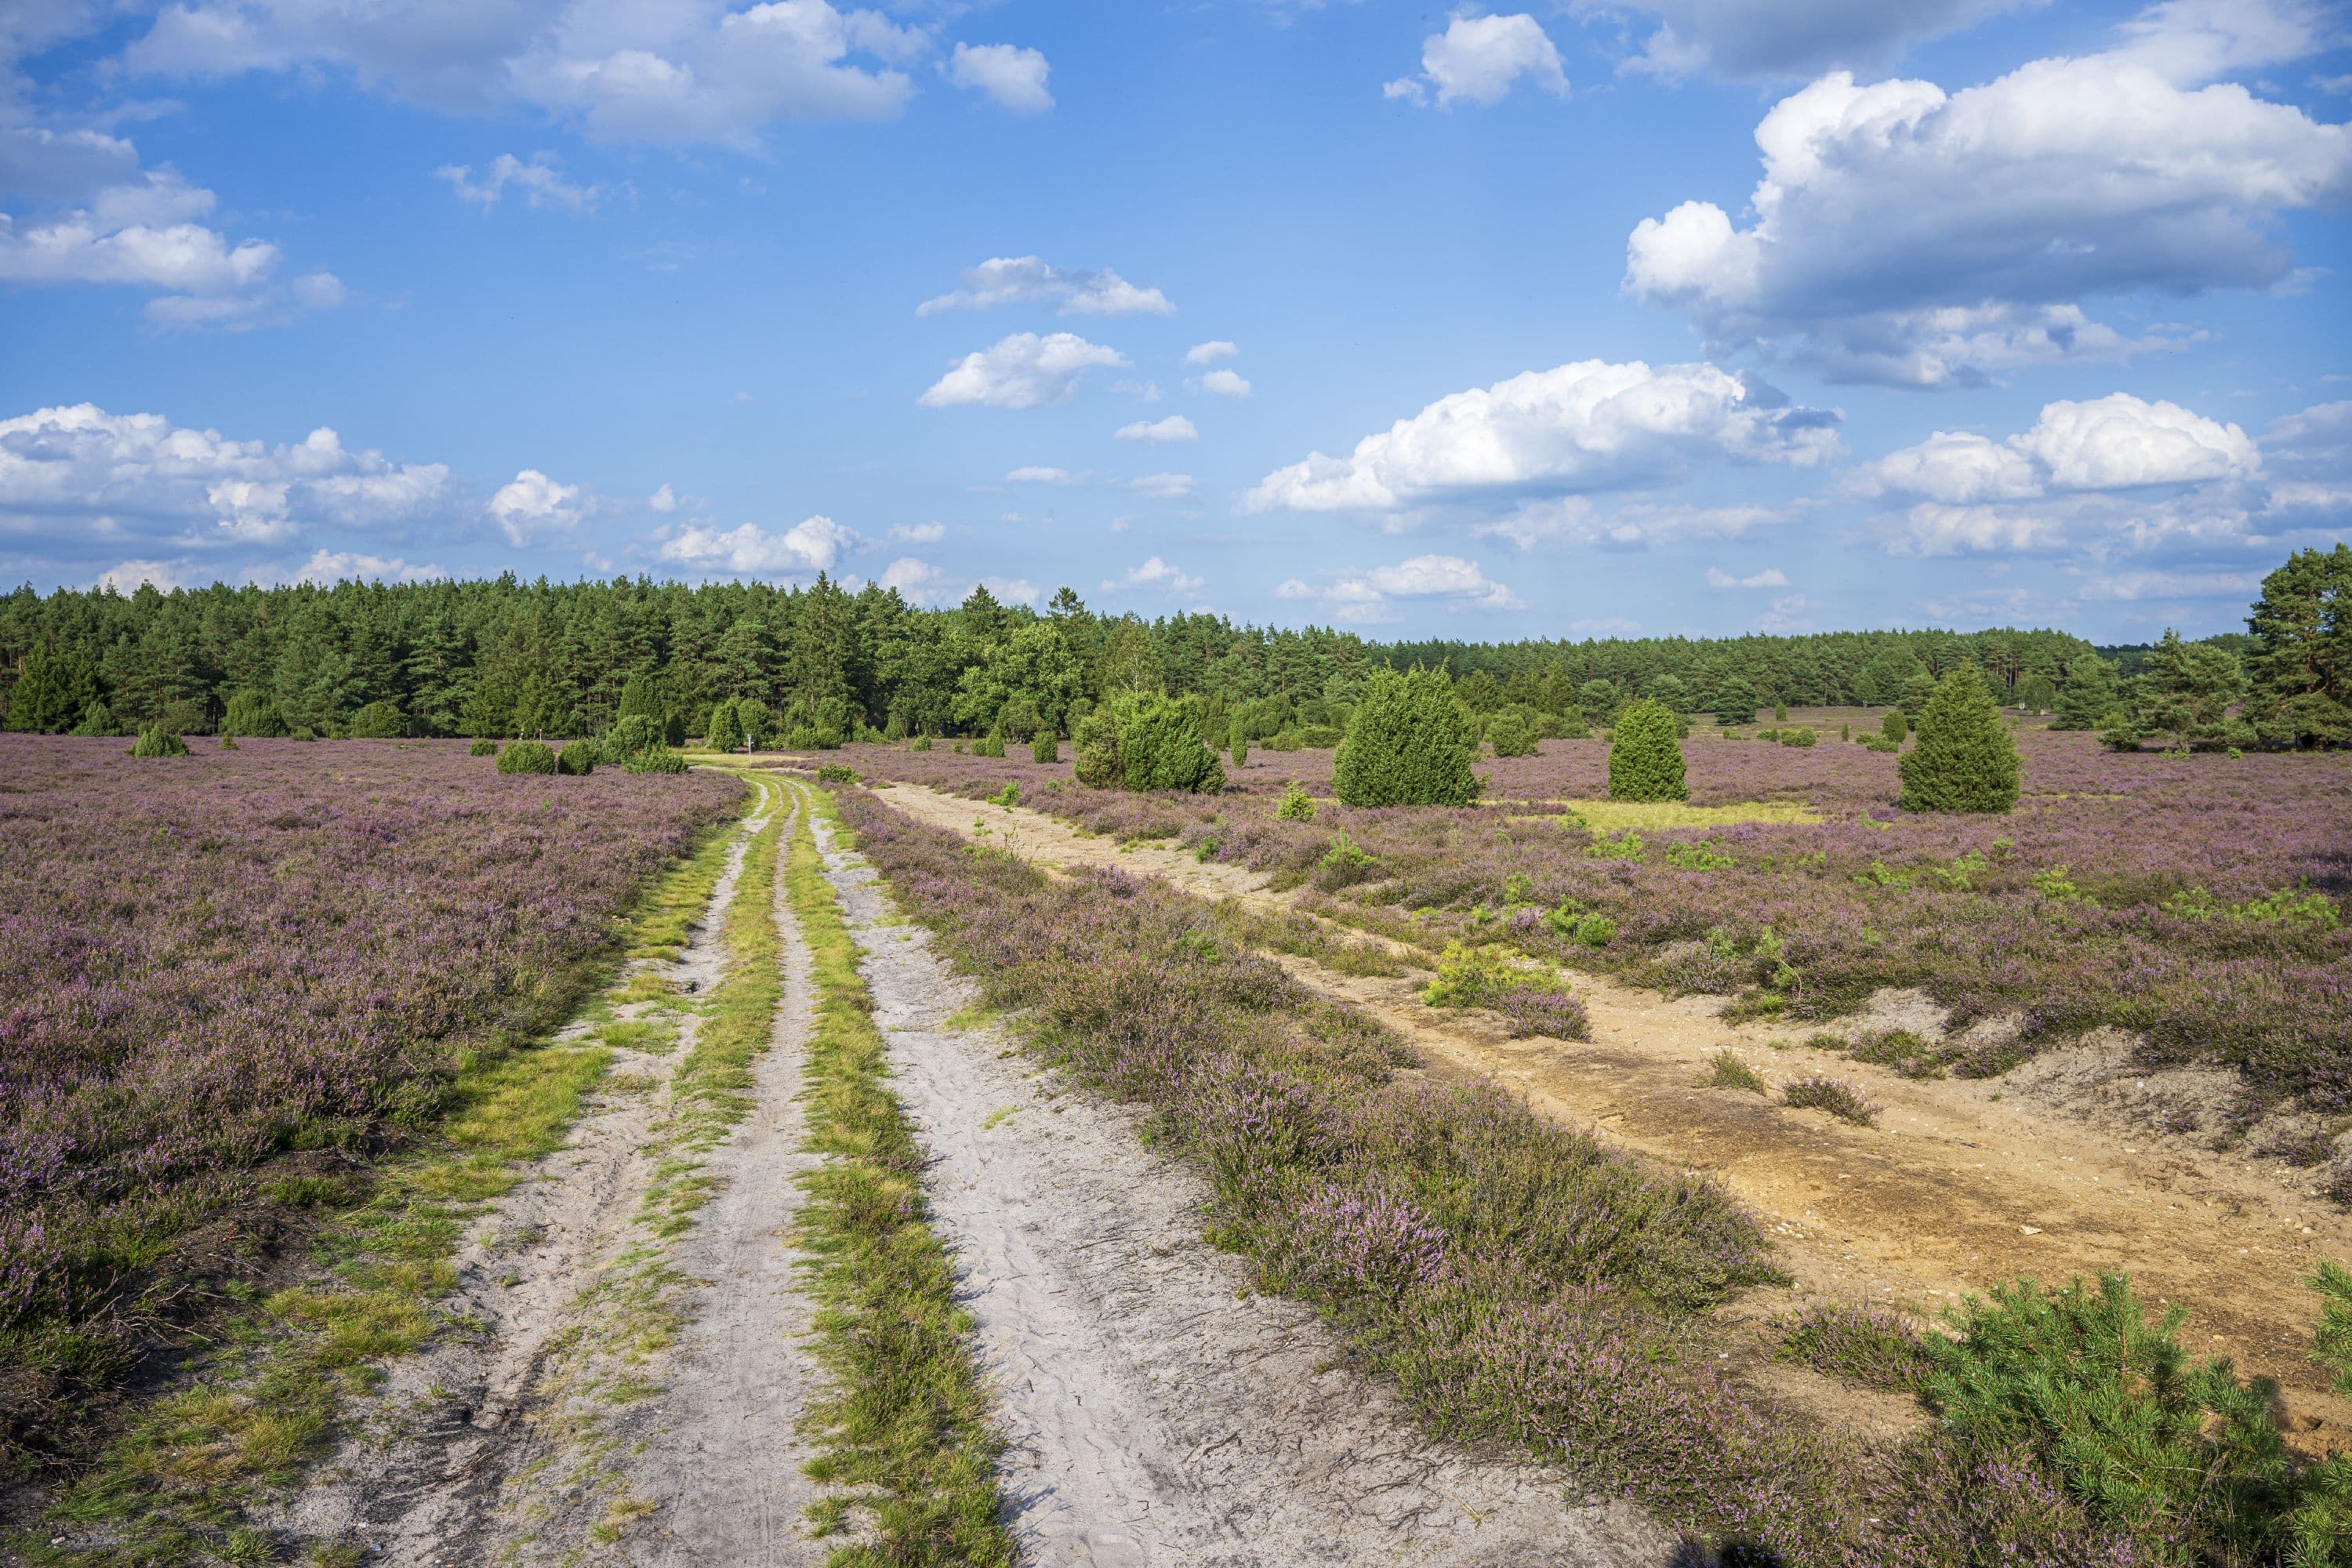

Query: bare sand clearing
873 779 2352 1454
812 810 1676 1567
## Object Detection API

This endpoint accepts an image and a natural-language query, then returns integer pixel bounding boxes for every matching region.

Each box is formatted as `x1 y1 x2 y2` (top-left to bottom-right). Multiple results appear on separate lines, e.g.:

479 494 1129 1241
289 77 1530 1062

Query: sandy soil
277 785 832 1564
873 779 2352 1453
812 811 1679 1567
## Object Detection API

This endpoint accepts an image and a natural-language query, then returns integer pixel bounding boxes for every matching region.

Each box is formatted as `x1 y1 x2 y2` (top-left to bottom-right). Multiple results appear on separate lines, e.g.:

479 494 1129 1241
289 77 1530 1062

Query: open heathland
835 719 2352 1122
0 735 739 1459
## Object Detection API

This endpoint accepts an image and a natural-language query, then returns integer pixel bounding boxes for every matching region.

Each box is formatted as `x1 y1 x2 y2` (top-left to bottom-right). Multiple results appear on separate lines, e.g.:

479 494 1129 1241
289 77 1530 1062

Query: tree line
0 546 2342 750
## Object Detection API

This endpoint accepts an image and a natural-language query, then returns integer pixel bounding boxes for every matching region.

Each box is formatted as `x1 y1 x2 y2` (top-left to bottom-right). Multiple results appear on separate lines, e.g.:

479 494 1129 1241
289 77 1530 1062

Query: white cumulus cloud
1115 415 1196 443
656 514 858 574
1385 11 1567 108
1276 554 1525 622
1704 565 1791 587
1183 340 1239 365
1128 472 1195 499
1245 358 1838 514
436 151 604 214
1005 465 1076 484
920 332 1128 408
1192 368 1250 399
488 468 587 545
1625 2 2352 385
946 42 1052 114
1102 555 1203 595
126 0 930 147
0 403 457 548
918 256 1173 316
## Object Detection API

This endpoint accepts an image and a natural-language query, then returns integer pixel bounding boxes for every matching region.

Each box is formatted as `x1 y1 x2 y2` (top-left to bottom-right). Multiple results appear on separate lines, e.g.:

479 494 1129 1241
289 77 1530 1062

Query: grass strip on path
783 786 1014 1568
23 779 761 1568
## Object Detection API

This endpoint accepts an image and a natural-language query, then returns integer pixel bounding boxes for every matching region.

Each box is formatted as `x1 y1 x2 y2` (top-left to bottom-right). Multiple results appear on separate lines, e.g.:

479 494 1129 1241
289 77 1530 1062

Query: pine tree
2051 655 2121 731
706 698 744 753
5 644 77 731
1607 699 1687 802
1333 667 1483 808
1899 668 2020 813
1711 676 1758 726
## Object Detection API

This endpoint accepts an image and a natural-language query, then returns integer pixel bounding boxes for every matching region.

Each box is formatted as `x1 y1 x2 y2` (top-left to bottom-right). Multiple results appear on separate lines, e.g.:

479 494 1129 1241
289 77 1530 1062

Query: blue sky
2 0 2347 641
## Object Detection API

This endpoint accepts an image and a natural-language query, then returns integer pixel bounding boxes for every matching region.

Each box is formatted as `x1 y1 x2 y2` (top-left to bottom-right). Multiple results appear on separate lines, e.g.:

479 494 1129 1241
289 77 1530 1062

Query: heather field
837 720 2352 1117
0 735 739 1446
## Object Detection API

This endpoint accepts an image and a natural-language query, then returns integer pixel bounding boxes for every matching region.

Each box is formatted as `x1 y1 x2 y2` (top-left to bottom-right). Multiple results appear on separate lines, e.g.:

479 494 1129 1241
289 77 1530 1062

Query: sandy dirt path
872 780 2352 1451
279 783 830 1564
815 809 1675 1566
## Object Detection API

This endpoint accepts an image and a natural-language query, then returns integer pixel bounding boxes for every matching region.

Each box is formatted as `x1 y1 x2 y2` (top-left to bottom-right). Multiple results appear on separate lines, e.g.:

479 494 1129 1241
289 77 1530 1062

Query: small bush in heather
1332 666 1483 808
1778 1301 1931 1391
1900 666 2021 815
1883 707 1909 743
468 736 499 757
1031 730 1060 764
129 726 189 757
626 745 689 774
1275 781 1317 821
347 698 405 739
556 740 597 775
604 713 659 761
989 782 1020 808
496 739 557 775
1606 698 1687 803
816 762 860 785
1705 1051 1768 1094
971 732 1007 758
1422 943 1591 1039
1229 718 1248 768
910 735 932 752
2314 1260 2352 1395
1779 728 1817 748
1542 905 1617 948
1923 1272 2345 1555
1319 830 1374 871
1852 1029 1946 1080
217 734 238 750
1485 706 1539 758
1782 1075 1880 1125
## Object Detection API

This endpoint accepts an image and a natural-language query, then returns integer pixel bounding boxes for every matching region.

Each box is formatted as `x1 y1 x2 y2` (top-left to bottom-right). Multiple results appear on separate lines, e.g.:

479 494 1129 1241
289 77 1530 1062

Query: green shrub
971 733 1007 758
735 697 773 750
605 713 659 760
1073 710 1121 786
129 726 189 758
1606 699 1687 802
1294 723 1345 748
1319 830 1374 870
469 737 498 757
1115 695 1223 793
1275 781 1316 822
1781 1075 1878 1124
1859 734 1900 753
1704 1050 1768 1094
706 699 744 753
1779 728 1817 747
1900 667 2021 815
626 744 688 774
1031 730 1060 764
1486 707 1539 757
910 735 932 752
221 689 285 738
1923 1272 2345 1557
1333 666 1483 808
1229 718 1248 768
989 782 1020 808
556 740 596 775
347 699 405 739
69 700 117 737
1773 701 1787 721
816 762 860 785
1882 708 1909 743
496 740 557 775
1542 905 1616 947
